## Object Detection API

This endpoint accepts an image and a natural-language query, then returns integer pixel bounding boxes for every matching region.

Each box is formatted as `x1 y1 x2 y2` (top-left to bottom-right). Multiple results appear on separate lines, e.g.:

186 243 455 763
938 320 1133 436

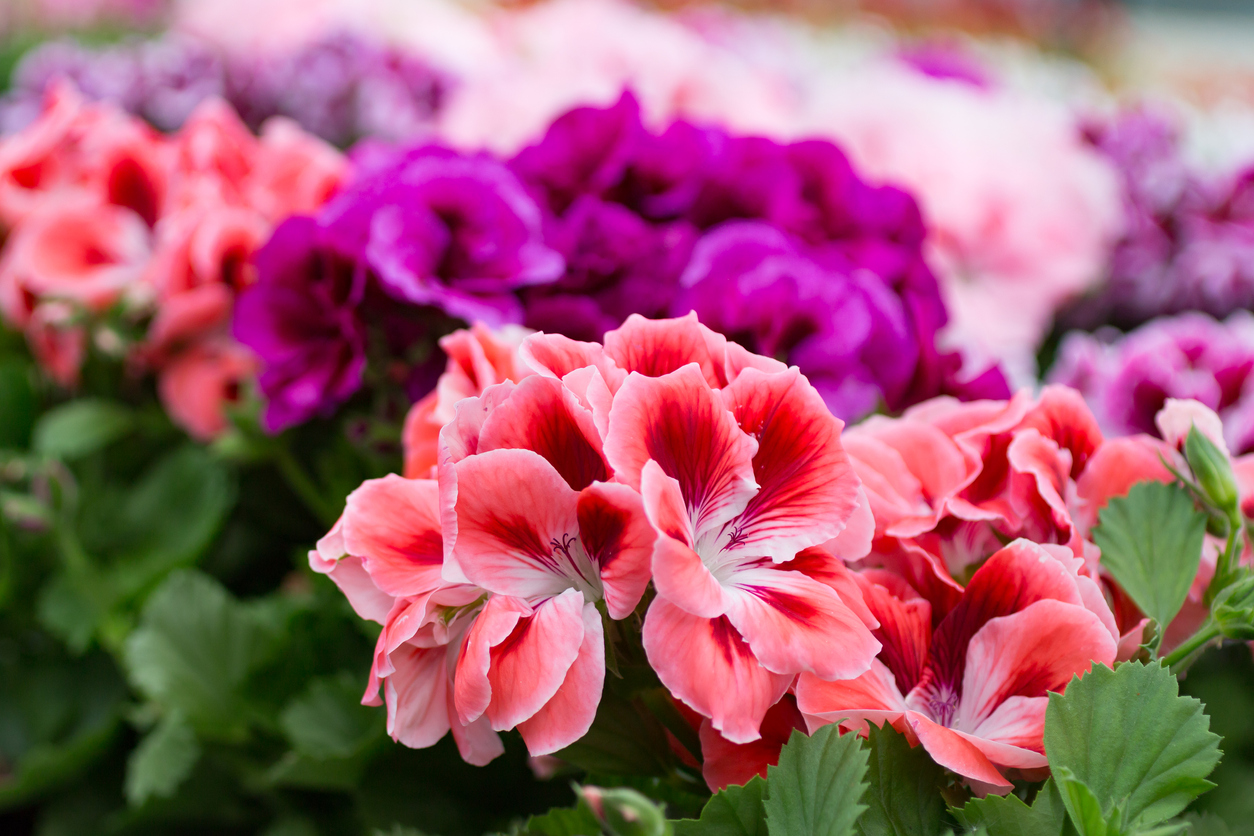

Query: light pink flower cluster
311 313 879 762
0 83 346 438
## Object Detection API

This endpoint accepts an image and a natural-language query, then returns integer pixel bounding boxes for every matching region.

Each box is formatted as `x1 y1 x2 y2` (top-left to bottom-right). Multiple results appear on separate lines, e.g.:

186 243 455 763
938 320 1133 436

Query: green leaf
123 570 280 737
32 400 132 459
1092 482 1207 639
764 725 870 836
1044 662 1222 829
124 711 201 806
858 723 947 836
280 672 382 760
955 778 1067 836
523 803 602 836
1054 769 1116 836
0 357 35 449
673 776 767 836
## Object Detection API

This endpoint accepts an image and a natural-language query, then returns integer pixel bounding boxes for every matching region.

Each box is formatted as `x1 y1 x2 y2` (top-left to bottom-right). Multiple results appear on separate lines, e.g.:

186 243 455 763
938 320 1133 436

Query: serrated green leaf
955 778 1067 836
1044 662 1222 830
1092 482 1207 637
124 711 201 806
1054 769 1115 836
32 400 132 459
858 723 948 836
764 725 869 836
673 776 767 836
123 570 280 737
280 671 382 759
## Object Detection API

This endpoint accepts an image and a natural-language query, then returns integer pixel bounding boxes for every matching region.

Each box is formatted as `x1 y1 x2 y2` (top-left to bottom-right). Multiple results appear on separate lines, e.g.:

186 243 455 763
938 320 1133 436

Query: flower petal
794 658 909 731
450 448 581 600
521 332 626 391
642 597 791 744
342 475 445 599
604 364 758 539
906 711 1014 789
517 601 605 755
719 367 862 561
699 695 806 791
723 567 880 680
603 312 728 387
384 643 451 749
578 482 656 619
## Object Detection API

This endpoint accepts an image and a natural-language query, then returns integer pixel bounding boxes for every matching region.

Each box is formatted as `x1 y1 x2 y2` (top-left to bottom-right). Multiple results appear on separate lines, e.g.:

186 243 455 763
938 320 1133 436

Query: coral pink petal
319 555 394 625
342 475 445 599
907 712 1014 789
854 575 932 693
521 332 625 391
642 597 791 744
485 589 587 731
721 367 861 560
384 644 451 749
956 600 1116 731
642 461 727 618
478 375 609 491
821 487 875 561
723 567 880 681
450 448 580 600
1018 386 1103 477
1075 436 1175 532
402 394 440 479
786 547 879 630
699 696 806 791
794 659 909 728
604 364 758 537
603 312 728 387
517 602 605 755
577 482 656 619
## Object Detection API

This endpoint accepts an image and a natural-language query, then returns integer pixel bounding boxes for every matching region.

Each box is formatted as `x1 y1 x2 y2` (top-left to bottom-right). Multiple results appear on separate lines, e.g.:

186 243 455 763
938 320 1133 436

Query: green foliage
280 672 383 760
764 725 870 836
32 399 133 460
124 711 201 806
673 777 767 836
1093 482 1208 646
0 357 36 449
1044 662 1222 831
523 802 602 836
858 723 948 836
955 779 1068 836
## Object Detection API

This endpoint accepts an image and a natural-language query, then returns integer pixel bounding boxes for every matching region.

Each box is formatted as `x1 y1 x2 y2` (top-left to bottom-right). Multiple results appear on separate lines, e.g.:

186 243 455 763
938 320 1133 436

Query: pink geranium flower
796 541 1118 790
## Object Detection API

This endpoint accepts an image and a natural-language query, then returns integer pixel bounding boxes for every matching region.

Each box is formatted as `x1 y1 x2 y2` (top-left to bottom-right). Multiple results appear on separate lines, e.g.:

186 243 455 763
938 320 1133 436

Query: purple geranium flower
1050 311 1254 454
233 216 368 432
321 145 563 326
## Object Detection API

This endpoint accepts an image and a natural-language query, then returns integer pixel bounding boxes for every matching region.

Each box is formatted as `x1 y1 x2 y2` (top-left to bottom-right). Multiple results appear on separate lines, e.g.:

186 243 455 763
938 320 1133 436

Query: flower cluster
1051 312 1254 456
1 30 448 146
0 83 345 437
312 314 881 764
1063 107 1254 330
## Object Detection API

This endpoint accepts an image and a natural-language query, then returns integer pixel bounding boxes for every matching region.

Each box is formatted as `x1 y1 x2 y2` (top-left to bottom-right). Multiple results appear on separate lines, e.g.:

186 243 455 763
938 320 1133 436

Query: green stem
274 445 339 528
1163 620 1222 672
1206 513 1245 604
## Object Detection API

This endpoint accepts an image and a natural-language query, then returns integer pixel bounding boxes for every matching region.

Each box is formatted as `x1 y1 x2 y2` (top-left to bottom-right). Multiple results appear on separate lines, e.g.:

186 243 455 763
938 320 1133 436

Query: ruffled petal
384 643 451 749
342 475 445 599
642 597 791 744
794 658 909 731
520 332 626 392
577 482 656 619
642 460 728 618
517 601 605 755
603 312 728 387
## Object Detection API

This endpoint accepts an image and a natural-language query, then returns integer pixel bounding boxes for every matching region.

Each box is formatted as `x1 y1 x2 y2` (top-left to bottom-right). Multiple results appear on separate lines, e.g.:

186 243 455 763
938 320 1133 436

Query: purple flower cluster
234 92 1008 431
1063 107 1254 330
1050 311 1254 454
510 93 1009 419
0 31 447 145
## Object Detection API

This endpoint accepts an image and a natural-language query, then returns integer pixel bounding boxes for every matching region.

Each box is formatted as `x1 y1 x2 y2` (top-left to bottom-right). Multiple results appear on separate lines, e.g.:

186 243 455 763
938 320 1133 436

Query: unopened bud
577 786 669 836
1186 426 1240 516
1213 576 1254 640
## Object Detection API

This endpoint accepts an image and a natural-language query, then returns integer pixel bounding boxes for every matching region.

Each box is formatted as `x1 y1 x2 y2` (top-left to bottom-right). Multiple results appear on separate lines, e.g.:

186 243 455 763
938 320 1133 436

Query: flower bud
578 786 669 836
1185 426 1239 516
1213 575 1254 640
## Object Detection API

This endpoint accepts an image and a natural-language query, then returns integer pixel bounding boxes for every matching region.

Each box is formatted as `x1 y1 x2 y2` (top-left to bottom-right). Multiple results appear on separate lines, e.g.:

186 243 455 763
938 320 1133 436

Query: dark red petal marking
710 615 757 668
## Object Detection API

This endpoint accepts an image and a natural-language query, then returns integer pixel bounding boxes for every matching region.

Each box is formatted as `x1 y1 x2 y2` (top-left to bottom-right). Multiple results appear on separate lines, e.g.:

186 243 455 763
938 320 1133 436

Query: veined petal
821 487 875 561
955 600 1116 733
384 643 451 749
604 364 758 539
1017 386 1103 478
642 597 790 744
853 573 932 694
478 375 608 492
485 590 587 731
517 602 605 755
314 554 394 625
578 482 655 619
450 448 581 600
723 567 879 680
906 712 1014 789
342 475 444 599
720 367 861 560
786 547 878 630
521 332 626 391
603 312 728 387
795 658 909 729
699 695 806 791
969 695 1048 753
454 596 525 725
642 461 728 618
